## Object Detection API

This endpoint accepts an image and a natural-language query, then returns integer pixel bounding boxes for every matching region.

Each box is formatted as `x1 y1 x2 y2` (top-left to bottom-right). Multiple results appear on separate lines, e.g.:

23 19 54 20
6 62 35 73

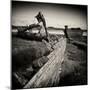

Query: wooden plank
24 37 66 88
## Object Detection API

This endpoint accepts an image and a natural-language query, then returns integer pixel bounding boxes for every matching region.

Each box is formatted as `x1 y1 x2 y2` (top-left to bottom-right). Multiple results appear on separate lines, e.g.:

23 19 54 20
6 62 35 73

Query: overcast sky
12 1 87 29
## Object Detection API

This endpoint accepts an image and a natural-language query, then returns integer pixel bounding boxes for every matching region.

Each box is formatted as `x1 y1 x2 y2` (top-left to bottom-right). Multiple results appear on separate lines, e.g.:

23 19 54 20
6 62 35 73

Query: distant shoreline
12 28 87 36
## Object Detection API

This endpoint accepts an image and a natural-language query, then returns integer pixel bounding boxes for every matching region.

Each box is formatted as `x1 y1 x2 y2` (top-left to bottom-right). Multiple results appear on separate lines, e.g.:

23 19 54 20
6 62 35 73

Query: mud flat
12 31 87 88
59 37 87 86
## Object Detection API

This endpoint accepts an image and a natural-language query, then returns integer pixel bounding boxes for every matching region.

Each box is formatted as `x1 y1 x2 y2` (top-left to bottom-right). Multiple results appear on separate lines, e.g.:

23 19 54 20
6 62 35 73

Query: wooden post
64 25 70 42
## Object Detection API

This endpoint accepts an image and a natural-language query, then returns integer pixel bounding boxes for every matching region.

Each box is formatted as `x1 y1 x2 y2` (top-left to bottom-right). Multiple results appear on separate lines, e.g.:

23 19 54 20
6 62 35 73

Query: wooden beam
24 37 66 88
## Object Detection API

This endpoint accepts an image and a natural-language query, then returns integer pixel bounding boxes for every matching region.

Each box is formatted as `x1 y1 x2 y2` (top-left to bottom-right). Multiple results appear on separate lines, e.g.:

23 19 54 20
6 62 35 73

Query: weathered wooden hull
24 37 66 88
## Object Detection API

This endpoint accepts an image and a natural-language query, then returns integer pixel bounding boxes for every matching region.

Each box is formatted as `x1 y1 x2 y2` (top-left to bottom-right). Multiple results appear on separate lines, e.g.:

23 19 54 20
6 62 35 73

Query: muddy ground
59 38 87 86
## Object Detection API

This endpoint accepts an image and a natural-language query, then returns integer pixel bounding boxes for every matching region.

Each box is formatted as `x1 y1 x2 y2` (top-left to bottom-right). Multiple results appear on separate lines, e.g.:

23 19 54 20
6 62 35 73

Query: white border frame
0 0 89 90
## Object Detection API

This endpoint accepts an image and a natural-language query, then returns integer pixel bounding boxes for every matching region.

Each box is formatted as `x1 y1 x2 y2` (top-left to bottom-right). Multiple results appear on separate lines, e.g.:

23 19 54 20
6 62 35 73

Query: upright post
64 25 70 42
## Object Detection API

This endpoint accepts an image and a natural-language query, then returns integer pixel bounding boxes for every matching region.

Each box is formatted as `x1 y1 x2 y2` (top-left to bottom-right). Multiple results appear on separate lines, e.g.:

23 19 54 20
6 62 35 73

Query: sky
12 1 87 29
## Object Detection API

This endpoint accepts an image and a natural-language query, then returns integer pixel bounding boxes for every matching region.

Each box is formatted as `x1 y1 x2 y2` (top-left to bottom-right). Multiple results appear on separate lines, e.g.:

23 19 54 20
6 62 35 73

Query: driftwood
24 37 66 88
